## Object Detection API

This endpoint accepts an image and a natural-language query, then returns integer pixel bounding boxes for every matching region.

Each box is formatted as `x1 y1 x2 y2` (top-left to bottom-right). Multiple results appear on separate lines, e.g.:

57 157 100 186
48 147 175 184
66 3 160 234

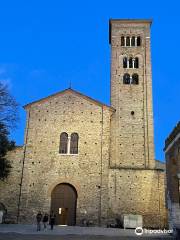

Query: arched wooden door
51 183 77 225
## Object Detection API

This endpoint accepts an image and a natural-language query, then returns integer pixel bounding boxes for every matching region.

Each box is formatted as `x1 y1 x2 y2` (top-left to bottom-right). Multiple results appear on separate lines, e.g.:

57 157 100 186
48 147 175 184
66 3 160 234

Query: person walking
43 213 49 229
49 211 56 230
36 211 42 231
0 211 3 224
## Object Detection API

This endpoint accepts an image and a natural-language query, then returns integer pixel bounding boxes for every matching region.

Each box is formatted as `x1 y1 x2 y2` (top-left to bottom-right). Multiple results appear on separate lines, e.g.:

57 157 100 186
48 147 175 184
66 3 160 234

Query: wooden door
51 183 77 225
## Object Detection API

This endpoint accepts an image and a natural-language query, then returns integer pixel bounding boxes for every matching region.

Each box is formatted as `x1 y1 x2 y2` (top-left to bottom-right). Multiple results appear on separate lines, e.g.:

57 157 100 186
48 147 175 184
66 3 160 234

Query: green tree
0 123 15 179
0 81 19 180
0 81 18 129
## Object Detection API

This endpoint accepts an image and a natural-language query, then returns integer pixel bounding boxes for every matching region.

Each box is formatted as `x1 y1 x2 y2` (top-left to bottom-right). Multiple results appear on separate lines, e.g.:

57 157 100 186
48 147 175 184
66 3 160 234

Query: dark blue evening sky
0 0 179 161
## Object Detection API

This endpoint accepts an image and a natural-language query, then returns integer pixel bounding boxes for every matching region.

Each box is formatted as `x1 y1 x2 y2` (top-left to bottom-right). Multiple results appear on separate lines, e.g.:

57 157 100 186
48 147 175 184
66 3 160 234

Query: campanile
109 19 155 169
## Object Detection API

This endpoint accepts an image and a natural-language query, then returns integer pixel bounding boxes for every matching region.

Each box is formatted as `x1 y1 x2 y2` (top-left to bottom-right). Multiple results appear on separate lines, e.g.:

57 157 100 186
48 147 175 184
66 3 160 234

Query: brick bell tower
109 19 155 169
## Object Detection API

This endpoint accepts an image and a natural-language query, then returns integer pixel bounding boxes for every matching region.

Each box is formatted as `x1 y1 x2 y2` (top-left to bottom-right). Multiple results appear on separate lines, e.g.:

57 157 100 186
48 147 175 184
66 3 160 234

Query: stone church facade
0 19 167 228
165 122 180 231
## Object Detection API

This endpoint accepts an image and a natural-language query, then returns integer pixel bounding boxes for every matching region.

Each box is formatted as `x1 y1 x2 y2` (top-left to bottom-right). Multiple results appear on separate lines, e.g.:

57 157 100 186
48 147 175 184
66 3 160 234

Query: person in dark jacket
42 213 49 229
36 211 42 231
49 211 56 230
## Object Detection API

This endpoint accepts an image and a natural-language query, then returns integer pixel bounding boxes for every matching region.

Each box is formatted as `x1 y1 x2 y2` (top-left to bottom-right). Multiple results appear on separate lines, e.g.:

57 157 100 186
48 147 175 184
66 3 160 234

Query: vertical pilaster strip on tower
157 170 161 228
98 106 104 226
143 33 147 168
144 33 150 168
17 109 31 223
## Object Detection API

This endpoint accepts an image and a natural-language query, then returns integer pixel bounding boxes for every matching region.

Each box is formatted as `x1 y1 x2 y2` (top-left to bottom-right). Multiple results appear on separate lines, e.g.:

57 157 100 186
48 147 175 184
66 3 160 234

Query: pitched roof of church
24 88 115 111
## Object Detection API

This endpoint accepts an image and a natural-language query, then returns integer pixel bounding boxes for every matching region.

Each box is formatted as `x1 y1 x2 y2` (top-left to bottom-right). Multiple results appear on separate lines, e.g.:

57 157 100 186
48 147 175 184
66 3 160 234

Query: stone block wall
108 168 167 228
165 122 180 229
0 147 23 223
18 90 113 225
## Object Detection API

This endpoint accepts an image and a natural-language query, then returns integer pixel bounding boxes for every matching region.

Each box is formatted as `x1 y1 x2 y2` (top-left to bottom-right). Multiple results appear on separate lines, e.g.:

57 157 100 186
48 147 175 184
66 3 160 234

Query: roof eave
23 88 115 112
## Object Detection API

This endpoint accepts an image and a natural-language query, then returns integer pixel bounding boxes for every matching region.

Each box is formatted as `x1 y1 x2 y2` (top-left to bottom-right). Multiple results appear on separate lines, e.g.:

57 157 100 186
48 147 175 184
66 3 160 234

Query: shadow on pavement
0 233 175 240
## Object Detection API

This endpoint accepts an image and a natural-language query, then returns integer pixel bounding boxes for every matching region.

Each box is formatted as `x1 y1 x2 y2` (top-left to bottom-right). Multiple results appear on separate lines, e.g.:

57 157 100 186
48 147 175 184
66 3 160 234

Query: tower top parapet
109 18 152 24
109 19 152 44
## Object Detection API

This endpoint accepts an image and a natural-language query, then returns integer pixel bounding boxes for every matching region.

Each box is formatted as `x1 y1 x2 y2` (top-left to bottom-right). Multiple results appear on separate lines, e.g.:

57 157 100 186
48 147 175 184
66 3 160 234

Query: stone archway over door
51 183 77 225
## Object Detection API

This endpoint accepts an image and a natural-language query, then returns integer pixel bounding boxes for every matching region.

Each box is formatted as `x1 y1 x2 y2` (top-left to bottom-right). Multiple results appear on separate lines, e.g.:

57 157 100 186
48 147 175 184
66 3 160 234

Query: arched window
129 58 133 68
137 36 141 46
121 36 125 46
123 57 127 68
123 73 130 84
131 36 135 46
134 57 139 68
132 74 139 84
59 132 68 154
126 37 130 46
70 133 79 154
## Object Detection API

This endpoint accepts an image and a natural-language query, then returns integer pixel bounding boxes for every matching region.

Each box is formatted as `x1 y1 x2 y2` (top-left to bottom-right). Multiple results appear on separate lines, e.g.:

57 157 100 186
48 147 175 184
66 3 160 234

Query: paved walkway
0 224 175 239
